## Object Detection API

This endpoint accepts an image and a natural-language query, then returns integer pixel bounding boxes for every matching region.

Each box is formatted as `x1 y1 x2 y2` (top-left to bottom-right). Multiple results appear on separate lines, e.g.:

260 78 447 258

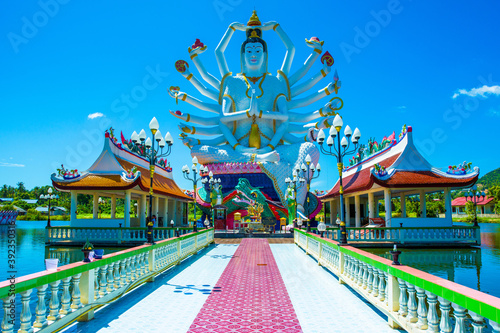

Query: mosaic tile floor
188 238 302 333
63 240 403 333
271 244 404 333
63 244 238 333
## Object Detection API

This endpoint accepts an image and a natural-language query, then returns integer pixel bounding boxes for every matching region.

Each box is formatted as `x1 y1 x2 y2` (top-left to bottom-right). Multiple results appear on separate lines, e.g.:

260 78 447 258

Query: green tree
465 201 476 222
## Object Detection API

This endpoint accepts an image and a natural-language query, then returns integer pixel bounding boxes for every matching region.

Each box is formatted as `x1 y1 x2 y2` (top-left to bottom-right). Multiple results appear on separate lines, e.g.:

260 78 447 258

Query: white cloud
0 162 25 167
311 180 325 188
396 106 407 112
488 108 500 117
88 112 104 119
452 85 500 99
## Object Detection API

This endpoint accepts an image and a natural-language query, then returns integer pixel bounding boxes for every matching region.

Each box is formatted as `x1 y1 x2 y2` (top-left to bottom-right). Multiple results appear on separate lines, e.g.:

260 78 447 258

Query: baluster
71 274 82 309
94 269 100 300
397 278 408 316
344 256 350 278
384 272 389 306
362 262 369 289
120 259 128 285
452 303 467 333
114 261 121 289
468 311 485 333
367 266 373 293
372 268 379 297
425 292 439 332
415 287 428 329
131 255 138 280
47 280 60 321
34 285 48 329
358 262 364 286
437 297 452 333
144 252 150 273
141 253 147 275
18 289 33 333
126 257 132 283
1 295 15 333
99 265 108 296
59 277 72 315
378 270 386 302
352 259 359 283
489 320 500 333
406 283 418 323
107 263 115 292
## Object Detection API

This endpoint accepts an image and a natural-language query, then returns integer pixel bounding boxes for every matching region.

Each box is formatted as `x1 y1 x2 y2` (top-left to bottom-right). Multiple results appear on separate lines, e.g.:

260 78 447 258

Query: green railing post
78 269 95 322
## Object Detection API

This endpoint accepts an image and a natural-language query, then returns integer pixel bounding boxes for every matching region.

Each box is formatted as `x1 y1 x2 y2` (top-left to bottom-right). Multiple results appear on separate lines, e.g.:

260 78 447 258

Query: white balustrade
293 229 497 333
0 229 214 333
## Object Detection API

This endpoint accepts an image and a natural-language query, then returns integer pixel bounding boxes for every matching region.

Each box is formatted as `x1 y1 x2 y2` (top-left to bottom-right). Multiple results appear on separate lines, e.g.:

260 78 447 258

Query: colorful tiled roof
52 134 191 200
321 126 480 200
451 196 494 206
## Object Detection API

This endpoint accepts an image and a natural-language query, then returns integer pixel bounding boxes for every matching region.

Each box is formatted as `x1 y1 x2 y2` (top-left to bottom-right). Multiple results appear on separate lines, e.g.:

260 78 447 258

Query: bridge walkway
63 239 402 333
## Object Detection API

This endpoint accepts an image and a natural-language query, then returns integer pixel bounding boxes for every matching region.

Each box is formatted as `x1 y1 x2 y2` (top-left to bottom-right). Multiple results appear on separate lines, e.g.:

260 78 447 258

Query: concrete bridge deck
63 239 402 333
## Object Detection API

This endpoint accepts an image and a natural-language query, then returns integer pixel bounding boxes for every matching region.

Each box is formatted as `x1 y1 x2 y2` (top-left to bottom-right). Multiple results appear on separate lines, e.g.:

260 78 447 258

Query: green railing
294 229 500 331
0 228 214 333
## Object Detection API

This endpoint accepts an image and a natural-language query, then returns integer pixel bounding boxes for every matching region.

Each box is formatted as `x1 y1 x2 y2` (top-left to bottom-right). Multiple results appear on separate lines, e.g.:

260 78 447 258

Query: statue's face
244 42 265 72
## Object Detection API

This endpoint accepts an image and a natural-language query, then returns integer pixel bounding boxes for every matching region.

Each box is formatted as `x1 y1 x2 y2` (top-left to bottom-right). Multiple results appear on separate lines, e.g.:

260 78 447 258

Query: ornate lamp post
317 216 326 237
131 117 173 244
297 216 303 229
40 188 58 228
201 169 221 226
465 188 485 227
285 171 305 222
317 114 361 245
299 154 321 232
182 156 203 232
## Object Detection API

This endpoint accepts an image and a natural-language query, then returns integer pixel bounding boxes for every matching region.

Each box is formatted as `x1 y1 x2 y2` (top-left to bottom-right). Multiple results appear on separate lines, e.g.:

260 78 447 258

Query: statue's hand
230 22 246 31
261 21 278 31
322 61 332 74
256 146 272 154
181 137 197 147
305 37 324 52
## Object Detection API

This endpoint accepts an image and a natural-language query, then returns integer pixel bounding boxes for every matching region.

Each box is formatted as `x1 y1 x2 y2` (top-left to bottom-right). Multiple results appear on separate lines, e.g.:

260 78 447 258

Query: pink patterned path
188 239 302 333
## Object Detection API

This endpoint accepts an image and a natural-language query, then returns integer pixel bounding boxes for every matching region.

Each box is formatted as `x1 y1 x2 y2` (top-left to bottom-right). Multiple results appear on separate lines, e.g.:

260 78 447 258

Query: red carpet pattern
188 238 302 333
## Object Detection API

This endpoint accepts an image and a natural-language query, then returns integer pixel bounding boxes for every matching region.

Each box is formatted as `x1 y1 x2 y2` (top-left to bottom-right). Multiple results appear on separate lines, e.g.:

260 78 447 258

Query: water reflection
0 221 125 281
365 222 500 297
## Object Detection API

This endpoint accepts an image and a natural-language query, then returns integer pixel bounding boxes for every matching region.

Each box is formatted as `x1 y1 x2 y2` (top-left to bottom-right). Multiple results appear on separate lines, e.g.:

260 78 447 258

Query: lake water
1 221 500 299
364 222 500 297
0 221 125 281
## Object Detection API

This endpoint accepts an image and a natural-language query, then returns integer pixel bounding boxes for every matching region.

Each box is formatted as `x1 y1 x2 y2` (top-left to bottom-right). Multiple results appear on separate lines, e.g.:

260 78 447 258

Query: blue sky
1 0 499 192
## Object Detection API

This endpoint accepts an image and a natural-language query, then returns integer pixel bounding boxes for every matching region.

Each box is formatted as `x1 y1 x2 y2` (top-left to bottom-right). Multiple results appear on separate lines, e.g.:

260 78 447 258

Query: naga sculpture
170 11 342 217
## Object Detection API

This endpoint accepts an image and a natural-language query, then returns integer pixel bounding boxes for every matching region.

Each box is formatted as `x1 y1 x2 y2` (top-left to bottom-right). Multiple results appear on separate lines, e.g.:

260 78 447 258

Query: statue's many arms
169 10 343 164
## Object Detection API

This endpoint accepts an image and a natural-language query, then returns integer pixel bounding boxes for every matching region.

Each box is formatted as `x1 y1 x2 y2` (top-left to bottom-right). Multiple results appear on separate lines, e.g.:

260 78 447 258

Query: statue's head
241 28 267 74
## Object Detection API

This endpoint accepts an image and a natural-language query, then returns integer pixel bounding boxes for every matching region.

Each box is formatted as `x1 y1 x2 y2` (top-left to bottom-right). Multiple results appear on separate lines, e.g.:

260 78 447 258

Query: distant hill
478 167 500 188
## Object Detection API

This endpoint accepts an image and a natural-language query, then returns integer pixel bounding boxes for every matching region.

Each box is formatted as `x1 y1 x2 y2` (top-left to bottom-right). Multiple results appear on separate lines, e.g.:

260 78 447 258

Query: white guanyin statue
169 11 343 215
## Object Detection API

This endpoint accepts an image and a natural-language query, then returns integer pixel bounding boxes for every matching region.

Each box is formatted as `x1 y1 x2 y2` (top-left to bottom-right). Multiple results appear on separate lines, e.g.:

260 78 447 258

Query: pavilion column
163 198 169 225
70 191 77 225
93 194 99 219
344 196 351 227
111 195 116 219
140 194 147 227
124 191 131 227
384 189 392 227
419 190 426 218
368 192 375 219
355 195 361 227
329 200 335 225
444 187 452 223
173 200 178 226
153 196 159 219
401 193 406 218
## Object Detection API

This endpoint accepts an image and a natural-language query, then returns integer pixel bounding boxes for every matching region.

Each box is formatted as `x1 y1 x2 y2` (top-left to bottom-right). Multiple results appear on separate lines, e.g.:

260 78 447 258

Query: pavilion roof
321 126 479 200
52 132 191 201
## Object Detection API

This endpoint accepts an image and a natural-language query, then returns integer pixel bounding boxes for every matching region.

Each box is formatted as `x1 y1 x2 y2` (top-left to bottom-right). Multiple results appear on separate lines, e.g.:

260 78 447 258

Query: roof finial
247 10 261 26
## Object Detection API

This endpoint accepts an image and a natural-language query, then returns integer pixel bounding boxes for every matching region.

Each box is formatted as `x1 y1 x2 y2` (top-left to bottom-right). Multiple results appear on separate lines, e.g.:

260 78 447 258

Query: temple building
321 126 479 227
52 130 192 228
